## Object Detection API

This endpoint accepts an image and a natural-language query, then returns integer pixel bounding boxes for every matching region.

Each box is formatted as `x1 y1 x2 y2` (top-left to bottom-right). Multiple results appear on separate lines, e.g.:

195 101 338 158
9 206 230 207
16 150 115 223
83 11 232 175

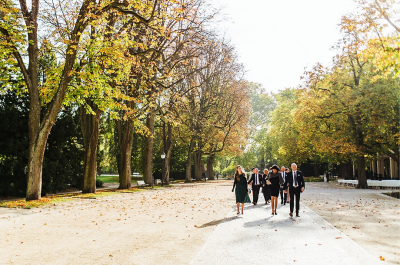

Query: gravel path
302 182 400 264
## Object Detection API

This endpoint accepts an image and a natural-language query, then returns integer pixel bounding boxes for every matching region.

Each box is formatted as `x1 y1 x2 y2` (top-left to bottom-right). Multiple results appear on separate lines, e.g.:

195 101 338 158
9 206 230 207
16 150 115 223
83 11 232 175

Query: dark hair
235 165 242 181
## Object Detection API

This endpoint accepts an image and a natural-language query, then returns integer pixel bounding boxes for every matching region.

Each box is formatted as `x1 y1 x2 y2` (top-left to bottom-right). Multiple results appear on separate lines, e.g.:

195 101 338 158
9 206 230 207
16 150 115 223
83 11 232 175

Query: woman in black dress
232 165 249 215
267 165 284 215
262 168 271 204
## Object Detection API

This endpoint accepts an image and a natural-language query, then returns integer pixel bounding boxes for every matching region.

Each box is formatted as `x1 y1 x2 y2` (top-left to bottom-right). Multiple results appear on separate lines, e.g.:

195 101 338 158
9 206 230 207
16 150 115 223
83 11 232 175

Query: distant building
370 155 399 179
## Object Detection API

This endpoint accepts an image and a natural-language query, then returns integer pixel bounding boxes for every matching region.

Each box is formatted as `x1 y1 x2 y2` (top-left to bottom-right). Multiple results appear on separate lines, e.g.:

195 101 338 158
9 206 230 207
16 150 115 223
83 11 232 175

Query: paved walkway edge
190 203 377 265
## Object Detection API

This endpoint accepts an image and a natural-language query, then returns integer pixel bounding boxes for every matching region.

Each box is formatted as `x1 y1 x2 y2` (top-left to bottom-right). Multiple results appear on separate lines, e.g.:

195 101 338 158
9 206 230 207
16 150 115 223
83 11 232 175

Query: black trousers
262 185 271 202
289 186 301 214
252 185 261 203
279 186 287 203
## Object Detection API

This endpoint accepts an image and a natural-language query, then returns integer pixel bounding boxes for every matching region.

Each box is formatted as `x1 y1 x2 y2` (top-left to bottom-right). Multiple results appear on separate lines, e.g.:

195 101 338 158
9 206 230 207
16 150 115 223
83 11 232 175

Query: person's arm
279 174 284 186
300 172 305 191
247 175 253 185
232 178 236 192
283 173 289 193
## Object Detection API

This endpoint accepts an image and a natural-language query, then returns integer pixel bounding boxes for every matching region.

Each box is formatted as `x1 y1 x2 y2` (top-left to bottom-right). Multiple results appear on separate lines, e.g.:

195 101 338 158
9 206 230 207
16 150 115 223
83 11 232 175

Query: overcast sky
212 0 357 94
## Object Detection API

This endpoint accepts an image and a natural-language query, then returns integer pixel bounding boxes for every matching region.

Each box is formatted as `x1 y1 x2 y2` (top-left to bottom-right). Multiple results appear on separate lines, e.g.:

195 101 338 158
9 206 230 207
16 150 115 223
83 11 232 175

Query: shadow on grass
0 185 175 209
383 191 400 199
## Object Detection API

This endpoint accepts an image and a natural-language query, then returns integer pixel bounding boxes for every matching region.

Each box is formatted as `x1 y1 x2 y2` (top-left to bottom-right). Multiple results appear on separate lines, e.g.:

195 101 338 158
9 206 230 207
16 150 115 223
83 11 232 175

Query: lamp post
161 152 166 186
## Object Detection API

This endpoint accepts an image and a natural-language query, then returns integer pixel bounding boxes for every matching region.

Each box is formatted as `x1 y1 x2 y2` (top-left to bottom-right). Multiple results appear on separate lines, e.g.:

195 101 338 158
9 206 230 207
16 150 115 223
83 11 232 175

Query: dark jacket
248 173 263 187
280 171 287 187
284 170 305 190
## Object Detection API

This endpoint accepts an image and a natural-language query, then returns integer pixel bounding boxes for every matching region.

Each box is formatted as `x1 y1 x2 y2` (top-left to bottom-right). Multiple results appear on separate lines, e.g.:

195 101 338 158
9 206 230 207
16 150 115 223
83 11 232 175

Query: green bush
96 179 104 188
304 177 324 182
0 91 84 197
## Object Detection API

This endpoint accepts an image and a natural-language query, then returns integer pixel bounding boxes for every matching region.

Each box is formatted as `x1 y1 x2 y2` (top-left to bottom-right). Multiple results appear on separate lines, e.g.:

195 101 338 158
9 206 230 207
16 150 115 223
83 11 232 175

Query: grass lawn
304 177 324 182
97 175 143 184
0 188 143 209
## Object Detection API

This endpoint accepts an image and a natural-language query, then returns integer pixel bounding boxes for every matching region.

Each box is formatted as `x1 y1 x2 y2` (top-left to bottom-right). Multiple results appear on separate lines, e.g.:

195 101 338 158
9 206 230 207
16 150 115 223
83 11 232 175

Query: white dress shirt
293 171 298 187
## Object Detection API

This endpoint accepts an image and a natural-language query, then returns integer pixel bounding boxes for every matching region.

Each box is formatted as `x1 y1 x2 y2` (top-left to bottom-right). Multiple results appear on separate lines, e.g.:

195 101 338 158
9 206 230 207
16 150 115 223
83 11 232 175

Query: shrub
96 179 104 188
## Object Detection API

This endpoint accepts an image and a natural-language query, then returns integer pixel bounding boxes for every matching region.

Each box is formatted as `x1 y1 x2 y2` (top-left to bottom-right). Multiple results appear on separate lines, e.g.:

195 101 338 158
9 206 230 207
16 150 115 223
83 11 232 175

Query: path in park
191 202 377 265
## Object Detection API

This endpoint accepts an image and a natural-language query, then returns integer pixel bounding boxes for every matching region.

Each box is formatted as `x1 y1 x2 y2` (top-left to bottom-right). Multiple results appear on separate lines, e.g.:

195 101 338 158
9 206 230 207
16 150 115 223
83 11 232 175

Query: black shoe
296 213 300 217
284 203 286 205
275 212 277 215
281 201 283 204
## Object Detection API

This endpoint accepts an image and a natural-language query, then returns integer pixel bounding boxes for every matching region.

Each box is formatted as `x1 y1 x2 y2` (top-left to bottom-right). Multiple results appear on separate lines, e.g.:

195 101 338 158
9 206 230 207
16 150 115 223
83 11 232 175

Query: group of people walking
232 163 305 217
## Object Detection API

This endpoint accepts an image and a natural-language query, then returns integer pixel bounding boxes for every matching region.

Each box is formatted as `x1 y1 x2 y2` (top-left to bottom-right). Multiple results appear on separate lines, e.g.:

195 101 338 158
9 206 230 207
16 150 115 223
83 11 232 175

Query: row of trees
216 0 399 188
0 0 251 199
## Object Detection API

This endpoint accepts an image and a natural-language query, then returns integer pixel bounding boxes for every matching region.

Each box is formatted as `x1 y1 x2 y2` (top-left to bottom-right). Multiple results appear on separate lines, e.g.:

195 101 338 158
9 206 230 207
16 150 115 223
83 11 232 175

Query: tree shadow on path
197 215 241 228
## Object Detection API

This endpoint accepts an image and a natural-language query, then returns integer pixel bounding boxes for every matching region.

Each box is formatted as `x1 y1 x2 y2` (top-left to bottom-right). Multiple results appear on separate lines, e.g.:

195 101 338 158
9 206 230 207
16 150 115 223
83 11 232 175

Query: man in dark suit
284 163 305 217
248 168 263 205
279 166 287 205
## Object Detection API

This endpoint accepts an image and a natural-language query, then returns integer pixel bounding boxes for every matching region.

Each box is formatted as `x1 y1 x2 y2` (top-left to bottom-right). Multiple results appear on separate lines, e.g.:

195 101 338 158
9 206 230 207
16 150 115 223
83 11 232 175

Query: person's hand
283 190 287 194
263 184 265 187
301 187 305 192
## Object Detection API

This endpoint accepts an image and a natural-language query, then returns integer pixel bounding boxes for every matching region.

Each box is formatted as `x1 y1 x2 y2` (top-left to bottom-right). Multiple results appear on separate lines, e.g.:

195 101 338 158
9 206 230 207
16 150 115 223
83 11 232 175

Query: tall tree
0 0 158 199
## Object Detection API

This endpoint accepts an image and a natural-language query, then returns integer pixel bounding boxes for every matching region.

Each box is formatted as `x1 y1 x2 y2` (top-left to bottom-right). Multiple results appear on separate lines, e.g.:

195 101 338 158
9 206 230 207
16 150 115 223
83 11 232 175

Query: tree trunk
313 163 319 178
194 151 202 181
143 110 155 185
207 154 215 180
163 122 173 185
80 100 101 194
26 130 48 200
185 140 194 183
338 161 353 180
24 1 42 200
18 1 97 200
116 116 135 189
357 155 368 189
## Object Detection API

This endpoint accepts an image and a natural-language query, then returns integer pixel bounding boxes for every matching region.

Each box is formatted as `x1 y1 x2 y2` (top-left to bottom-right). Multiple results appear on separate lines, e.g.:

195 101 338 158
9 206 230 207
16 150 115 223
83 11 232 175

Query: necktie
255 174 258 185
294 171 298 186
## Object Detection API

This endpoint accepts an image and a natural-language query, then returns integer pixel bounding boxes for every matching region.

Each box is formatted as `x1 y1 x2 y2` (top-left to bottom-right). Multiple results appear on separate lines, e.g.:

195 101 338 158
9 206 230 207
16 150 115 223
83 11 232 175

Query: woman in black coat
267 165 284 215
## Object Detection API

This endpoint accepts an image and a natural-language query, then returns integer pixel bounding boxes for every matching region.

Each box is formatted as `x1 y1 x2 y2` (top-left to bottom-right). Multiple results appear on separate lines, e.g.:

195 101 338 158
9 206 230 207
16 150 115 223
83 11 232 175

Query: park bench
137 180 146 187
155 179 162 185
